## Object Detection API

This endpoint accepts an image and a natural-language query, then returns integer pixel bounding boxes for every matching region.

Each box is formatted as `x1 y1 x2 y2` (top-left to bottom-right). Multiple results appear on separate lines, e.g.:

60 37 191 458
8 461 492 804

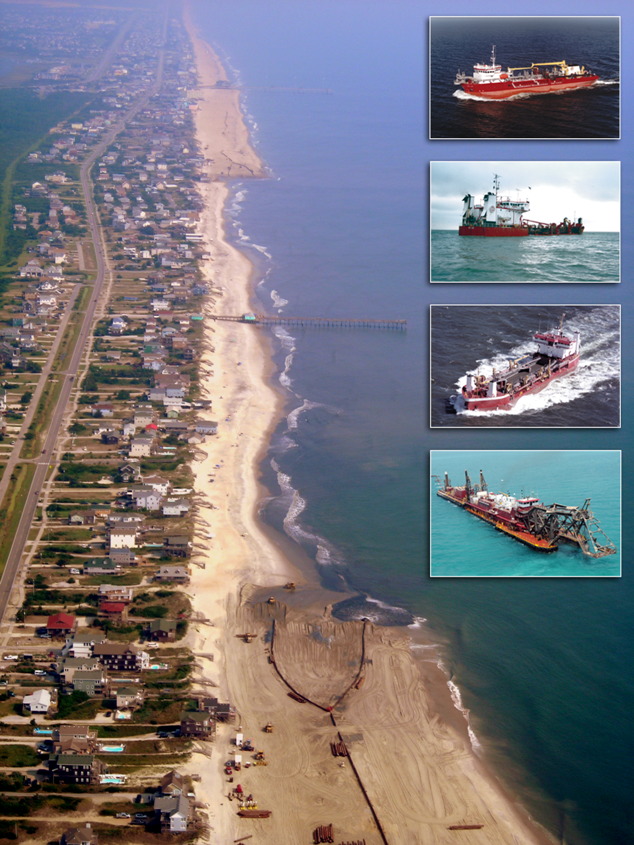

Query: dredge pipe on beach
334 732 391 845
270 619 390 845
270 619 331 712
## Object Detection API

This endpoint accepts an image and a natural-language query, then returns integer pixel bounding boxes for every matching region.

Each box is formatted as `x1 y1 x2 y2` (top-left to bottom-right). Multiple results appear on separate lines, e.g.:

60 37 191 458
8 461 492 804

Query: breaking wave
448 680 482 750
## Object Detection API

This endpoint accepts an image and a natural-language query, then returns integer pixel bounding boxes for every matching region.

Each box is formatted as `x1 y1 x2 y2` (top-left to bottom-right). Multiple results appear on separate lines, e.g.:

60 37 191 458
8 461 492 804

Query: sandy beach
182 9 557 845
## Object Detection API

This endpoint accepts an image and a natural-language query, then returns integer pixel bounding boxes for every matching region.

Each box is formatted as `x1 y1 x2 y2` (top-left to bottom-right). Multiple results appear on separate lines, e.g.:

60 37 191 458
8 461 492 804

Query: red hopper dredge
461 315 580 412
459 175 584 237
454 46 599 100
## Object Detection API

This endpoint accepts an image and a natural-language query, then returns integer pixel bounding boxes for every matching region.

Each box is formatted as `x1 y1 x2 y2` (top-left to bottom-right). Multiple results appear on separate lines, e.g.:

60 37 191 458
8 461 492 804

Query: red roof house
47 613 77 636
99 601 128 622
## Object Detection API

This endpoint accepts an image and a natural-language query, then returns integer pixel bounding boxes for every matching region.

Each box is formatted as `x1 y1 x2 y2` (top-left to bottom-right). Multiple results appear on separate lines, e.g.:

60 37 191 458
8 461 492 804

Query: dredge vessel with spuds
433 470 617 557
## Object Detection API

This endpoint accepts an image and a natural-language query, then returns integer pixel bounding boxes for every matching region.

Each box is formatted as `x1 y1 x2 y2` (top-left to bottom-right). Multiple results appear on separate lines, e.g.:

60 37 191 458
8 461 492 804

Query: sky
430 160 620 231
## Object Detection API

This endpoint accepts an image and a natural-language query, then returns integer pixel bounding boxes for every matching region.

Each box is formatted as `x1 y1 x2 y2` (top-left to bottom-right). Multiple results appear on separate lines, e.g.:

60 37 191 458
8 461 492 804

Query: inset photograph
430 161 620 283
430 450 621 577
430 16 620 139
430 305 620 428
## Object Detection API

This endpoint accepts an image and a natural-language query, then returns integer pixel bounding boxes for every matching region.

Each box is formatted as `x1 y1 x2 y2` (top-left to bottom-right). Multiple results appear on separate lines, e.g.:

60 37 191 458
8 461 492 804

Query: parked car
3 655 18 661
134 814 148 821
33 669 46 676
115 813 130 819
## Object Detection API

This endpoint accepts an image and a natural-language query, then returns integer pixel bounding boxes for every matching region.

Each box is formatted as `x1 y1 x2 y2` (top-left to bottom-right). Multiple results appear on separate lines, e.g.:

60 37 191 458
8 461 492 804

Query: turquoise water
430 451 621 577
191 2 633 843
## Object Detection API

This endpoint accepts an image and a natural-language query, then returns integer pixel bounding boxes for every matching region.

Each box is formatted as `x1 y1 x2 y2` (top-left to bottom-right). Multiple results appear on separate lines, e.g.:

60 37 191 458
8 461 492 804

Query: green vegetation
96 724 159 738
132 697 185 724
0 745 39 767
57 461 114 485
82 363 151 390
0 463 36 574
0 90 89 265
55 690 100 720
0 793 80 816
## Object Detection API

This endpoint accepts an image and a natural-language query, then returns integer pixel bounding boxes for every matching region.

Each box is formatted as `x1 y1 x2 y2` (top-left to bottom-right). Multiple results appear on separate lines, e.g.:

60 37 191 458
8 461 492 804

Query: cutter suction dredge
433 470 617 557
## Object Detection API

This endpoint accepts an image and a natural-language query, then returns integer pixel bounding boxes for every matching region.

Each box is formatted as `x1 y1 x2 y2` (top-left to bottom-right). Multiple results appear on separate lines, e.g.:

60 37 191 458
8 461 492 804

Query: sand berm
181 9 557 845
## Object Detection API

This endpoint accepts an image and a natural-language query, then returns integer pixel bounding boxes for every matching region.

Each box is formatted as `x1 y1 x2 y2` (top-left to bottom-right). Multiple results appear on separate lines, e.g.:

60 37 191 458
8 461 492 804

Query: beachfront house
154 795 190 833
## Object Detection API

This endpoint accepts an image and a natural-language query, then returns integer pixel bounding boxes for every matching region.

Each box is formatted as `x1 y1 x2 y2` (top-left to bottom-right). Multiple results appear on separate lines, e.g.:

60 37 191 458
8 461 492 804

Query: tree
19 391 32 405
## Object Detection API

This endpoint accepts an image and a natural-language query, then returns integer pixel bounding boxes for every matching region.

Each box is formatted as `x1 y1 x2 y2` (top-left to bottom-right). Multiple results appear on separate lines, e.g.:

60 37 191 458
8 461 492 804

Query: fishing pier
210 313 407 330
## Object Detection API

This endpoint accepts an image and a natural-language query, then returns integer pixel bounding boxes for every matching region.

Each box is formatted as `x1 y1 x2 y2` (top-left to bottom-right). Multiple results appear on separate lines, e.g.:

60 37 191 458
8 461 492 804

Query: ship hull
459 225 528 237
461 352 579 411
436 490 557 552
461 75 599 100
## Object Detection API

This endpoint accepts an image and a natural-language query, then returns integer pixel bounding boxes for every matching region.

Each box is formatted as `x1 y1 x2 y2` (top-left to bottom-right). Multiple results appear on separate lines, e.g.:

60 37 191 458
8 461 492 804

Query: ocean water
431 231 620 282
191 2 634 844
430 16 620 139
431 304 621 427
430 450 621 577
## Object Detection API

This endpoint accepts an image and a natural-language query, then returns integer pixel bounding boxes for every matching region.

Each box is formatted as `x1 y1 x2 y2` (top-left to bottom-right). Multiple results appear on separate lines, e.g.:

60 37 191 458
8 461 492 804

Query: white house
22 688 51 714
109 527 139 549
142 474 170 495
162 498 190 517
130 436 153 457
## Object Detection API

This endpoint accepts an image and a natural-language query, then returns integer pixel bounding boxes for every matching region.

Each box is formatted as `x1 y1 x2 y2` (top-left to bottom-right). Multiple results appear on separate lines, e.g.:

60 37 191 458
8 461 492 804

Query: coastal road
0 284 80 510
86 11 138 83
0 11 168 627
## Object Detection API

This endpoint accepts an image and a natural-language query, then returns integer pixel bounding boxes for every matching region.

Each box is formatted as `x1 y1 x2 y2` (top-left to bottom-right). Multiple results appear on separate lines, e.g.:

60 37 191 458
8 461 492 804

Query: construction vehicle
264 722 273 733
237 633 256 643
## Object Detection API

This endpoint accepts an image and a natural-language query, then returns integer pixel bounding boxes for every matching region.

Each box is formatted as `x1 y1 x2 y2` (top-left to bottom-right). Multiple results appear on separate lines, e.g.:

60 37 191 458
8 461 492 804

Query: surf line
270 618 390 845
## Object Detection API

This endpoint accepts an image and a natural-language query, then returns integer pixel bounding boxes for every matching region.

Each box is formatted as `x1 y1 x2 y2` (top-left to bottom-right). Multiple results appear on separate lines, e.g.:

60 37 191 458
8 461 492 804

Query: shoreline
182 9 556 845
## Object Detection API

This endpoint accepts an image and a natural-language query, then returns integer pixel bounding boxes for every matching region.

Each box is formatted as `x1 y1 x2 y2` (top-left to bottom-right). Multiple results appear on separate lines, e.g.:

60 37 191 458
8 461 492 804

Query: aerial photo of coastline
430 305 621 427
0 2 632 845
429 16 620 139
430 161 621 283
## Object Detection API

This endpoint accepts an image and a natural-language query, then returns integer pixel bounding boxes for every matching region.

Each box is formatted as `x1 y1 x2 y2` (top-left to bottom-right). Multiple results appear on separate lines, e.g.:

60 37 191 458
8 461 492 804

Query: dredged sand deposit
182 8 556 844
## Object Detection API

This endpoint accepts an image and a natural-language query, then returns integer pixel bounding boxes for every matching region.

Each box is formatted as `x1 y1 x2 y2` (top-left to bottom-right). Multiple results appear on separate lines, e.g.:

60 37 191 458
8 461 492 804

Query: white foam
272 325 296 349
287 399 320 430
316 544 331 564
366 595 407 615
252 244 272 259
408 616 428 629
447 680 482 751
270 289 288 308
283 489 318 544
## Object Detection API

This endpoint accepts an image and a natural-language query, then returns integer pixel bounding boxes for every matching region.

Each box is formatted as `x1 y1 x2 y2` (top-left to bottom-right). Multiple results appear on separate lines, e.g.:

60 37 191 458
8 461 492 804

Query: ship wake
450 308 619 418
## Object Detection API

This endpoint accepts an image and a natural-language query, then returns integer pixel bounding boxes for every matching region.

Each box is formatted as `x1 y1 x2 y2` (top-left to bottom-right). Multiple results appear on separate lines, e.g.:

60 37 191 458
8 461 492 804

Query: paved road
0 11 168 627
0 284 80 509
